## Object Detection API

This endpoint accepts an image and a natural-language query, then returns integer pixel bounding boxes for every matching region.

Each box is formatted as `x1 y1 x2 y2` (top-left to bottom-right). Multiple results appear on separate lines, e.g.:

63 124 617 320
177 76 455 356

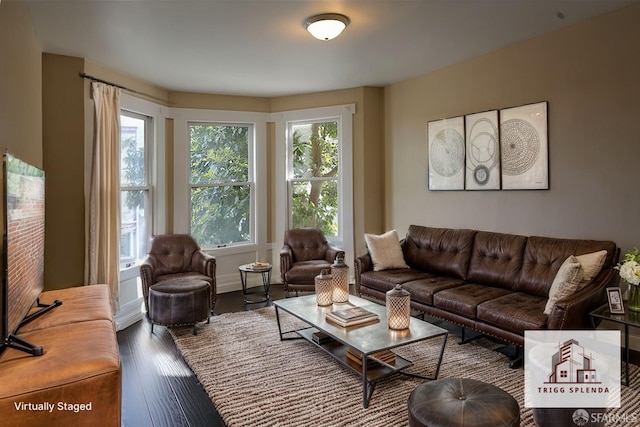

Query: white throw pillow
544 255 584 315
364 230 409 271
575 250 607 283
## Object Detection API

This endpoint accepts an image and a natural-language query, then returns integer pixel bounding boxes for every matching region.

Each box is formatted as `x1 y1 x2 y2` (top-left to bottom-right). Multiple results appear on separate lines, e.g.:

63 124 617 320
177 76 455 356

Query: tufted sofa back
467 231 527 290
403 225 476 279
517 236 618 297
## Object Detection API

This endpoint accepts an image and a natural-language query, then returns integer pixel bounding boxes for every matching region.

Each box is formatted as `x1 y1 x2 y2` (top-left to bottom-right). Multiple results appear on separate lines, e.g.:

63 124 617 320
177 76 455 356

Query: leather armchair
280 228 344 296
140 234 217 312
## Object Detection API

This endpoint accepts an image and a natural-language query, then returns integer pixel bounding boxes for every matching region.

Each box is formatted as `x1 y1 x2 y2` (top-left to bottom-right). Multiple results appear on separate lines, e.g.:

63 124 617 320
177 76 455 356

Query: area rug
170 307 640 427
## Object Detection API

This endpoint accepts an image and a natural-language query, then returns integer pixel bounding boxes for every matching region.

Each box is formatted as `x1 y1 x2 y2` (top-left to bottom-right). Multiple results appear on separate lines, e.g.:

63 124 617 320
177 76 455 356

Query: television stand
1 334 43 356
0 299 63 356
19 298 63 328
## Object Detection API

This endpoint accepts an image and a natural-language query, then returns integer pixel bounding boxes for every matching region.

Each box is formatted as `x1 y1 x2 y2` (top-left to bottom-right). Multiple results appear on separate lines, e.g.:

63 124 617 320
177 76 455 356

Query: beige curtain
86 82 121 312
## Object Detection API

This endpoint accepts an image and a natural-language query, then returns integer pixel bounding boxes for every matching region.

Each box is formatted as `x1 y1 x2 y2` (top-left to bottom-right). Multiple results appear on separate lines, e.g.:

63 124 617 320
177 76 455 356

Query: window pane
291 180 338 236
190 124 249 184
191 185 250 247
120 115 146 186
292 121 338 179
120 190 148 269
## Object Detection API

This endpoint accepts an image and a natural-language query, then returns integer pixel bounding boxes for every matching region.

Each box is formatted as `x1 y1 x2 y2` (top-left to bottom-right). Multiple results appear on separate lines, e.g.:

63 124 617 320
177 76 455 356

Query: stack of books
346 348 396 367
325 306 379 327
311 331 334 345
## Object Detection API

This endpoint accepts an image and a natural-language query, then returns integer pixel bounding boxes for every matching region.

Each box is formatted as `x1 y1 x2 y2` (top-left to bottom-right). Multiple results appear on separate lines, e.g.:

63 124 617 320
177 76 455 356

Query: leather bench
0 284 121 426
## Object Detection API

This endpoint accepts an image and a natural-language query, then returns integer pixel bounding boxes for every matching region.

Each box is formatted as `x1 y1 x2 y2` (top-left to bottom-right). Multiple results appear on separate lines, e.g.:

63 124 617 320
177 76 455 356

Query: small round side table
239 263 272 303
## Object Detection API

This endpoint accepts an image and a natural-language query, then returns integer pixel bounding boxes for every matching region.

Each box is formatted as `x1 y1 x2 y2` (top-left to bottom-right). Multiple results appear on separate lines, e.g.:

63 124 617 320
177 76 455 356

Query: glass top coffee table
273 294 448 408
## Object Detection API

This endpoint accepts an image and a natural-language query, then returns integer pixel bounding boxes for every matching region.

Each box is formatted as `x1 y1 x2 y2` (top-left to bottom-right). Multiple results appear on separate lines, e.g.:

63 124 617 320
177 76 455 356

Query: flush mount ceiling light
303 13 350 41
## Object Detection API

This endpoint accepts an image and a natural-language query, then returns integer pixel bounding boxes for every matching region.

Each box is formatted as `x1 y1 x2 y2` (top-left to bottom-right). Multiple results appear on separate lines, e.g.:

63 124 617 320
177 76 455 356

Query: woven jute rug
170 307 640 427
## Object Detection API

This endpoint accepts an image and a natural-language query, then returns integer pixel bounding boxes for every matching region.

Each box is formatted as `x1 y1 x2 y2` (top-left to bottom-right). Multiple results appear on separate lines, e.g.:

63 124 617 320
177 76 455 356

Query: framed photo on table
606 287 625 314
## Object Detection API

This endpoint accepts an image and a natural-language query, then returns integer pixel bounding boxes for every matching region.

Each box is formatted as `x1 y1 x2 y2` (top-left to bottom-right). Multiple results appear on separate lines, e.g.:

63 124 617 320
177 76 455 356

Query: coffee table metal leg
397 333 448 382
275 305 284 341
433 334 448 379
625 324 630 387
362 356 370 408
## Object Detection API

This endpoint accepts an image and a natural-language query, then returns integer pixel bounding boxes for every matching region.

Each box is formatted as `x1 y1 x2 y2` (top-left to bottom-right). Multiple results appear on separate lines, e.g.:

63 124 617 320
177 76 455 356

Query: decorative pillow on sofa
575 250 607 283
544 255 584 315
365 230 409 271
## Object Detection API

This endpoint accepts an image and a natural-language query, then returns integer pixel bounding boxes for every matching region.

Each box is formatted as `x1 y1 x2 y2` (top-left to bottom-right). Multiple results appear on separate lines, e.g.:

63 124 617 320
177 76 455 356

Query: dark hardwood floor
117 284 288 427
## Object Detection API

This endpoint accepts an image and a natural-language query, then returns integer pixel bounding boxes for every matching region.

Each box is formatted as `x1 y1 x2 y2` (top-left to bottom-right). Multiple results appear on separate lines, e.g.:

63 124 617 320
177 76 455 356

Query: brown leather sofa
280 228 345 296
0 284 121 426
355 225 619 359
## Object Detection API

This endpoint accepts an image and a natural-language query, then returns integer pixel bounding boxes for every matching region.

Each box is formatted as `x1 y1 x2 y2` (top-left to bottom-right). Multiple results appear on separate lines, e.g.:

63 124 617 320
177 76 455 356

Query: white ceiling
25 0 636 97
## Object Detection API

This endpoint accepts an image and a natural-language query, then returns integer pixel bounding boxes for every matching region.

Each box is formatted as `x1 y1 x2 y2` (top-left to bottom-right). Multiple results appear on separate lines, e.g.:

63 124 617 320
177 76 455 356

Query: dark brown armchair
140 234 217 313
280 228 345 296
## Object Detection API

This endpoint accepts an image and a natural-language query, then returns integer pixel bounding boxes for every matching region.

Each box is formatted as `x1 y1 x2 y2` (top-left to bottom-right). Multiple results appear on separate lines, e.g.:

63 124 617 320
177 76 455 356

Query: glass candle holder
331 254 350 303
315 269 333 306
386 284 410 330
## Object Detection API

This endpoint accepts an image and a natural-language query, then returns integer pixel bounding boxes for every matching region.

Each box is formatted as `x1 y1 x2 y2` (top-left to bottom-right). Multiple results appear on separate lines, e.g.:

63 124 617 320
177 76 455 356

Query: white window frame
273 104 355 275
119 94 167 282
286 117 342 242
172 109 269 256
119 110 152 271
187 121 255 248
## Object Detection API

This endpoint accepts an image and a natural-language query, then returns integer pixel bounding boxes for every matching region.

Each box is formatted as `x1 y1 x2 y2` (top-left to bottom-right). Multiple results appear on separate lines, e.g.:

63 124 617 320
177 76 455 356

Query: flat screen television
0 151 59 356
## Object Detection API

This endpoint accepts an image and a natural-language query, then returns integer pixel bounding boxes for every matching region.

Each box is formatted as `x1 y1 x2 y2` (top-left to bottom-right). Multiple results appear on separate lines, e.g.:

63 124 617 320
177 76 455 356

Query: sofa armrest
325 245 345 264
547 268 615 329
280 244 293 281
140 256 157 312
191 250 216 279
354 252 373 296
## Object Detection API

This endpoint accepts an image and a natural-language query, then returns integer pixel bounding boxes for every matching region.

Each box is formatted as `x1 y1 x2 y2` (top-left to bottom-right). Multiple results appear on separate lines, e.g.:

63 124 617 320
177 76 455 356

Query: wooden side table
239 263 272 303
590 303 640 387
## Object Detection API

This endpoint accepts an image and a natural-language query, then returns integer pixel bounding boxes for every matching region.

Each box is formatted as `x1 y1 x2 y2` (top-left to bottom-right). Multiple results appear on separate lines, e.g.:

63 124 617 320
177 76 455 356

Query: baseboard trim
115 297 144 331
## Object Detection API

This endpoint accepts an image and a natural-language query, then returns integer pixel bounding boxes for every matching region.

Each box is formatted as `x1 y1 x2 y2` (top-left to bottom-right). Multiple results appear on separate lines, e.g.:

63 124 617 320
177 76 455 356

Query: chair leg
193 324 197 335
150 322 154 334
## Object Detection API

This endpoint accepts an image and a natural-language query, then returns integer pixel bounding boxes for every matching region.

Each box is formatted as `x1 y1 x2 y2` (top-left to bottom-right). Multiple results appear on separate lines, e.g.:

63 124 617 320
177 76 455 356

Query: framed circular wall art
427 116 465 190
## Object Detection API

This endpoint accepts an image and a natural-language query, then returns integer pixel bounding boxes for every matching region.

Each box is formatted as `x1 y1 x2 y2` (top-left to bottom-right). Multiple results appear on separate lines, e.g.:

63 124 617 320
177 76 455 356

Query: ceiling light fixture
303 13 350 41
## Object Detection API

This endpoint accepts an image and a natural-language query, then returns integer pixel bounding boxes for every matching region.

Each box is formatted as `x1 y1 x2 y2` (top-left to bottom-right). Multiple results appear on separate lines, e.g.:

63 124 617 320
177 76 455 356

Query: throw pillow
364 230 409 271
575 250 607 283
544 255 584 315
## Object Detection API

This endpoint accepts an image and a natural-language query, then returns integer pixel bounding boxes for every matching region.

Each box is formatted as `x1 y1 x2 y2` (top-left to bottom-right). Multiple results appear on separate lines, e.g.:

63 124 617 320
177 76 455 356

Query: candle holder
331 254 350 303
386 284 410 330
315 269 333 306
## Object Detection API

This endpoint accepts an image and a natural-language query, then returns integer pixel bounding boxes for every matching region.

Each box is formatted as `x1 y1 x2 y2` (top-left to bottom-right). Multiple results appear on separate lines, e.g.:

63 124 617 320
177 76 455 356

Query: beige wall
169 91 270 112
0 0 42 166
42 54 86 289
385 4 640 258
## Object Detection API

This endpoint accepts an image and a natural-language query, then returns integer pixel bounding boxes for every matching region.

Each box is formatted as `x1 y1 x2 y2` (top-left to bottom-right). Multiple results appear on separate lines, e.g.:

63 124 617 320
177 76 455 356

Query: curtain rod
79 72 169 104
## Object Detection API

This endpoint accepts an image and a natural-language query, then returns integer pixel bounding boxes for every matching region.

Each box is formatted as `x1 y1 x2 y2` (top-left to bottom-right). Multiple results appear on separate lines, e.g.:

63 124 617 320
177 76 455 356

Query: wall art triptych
428 101 548 191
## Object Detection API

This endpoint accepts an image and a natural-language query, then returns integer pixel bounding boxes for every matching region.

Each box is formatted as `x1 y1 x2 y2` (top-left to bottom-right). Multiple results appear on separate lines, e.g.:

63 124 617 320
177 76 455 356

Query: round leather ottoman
408 378 520 427
149 279 211 335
